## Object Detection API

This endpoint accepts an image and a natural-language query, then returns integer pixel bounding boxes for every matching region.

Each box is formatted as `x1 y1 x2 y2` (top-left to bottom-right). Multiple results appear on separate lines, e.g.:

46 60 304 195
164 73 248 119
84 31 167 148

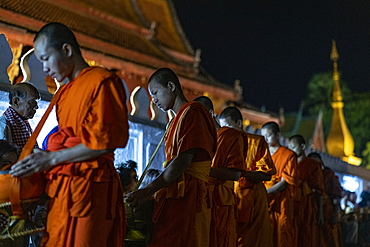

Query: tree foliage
303 72 370 165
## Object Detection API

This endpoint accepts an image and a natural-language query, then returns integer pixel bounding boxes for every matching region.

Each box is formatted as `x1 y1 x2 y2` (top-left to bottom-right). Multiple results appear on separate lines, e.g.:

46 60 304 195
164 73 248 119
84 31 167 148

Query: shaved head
34 22 81 55
289 134 306 146
148 68 181 91
261 121 280 134
193 96 214 112
219 106 242 122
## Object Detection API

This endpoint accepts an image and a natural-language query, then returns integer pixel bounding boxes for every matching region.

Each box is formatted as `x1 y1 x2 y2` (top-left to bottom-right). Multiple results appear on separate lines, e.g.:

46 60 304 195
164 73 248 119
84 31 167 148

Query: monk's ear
301 143 306 151
276 132 281 139
167 81 176 92
236 119 243 128
12 97 20 109
62 43 73 57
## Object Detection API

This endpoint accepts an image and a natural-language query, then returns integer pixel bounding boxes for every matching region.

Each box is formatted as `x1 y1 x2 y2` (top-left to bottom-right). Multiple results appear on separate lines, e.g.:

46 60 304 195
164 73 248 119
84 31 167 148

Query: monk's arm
266 177 288 195
126 148 198 208
244 171 271 182
10 143 113 178
210 167 241 181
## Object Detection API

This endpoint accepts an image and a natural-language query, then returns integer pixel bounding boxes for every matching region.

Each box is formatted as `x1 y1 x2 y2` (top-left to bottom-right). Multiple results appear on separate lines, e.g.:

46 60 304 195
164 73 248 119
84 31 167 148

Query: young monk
220 107 275 247
288 135 324 247
261 122 300 247
308 152 343 247
126 68 217 247
194 97 244 247
10 22 129 247
193 96 220 130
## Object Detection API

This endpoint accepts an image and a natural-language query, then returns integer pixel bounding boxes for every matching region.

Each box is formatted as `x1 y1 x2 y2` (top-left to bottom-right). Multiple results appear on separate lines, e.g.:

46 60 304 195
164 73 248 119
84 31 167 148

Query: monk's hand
126 188 153 209
10 149 53 178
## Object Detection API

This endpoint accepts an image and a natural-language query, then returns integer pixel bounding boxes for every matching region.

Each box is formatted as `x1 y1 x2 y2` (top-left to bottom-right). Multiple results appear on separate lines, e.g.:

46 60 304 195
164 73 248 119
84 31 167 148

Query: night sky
172 1 370 113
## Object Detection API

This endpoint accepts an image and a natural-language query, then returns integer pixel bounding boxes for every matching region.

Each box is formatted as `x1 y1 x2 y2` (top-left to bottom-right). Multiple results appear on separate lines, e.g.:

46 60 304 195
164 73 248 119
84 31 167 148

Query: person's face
34 35 73 82
261 128 279 147
13 90 39 120
219 116 241 130
0 152 17 168
288 139 304 157
126 171 138 192
148 79 175 112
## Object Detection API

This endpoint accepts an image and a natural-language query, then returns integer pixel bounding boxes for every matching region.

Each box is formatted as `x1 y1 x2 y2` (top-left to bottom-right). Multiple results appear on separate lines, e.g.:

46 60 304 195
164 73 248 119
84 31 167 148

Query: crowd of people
0 21 369 247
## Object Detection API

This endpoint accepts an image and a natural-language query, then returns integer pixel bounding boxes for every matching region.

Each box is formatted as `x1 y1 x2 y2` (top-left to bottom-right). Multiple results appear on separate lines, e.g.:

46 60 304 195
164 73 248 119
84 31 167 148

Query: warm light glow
130 86 141 116
243 119 250 126
150 101 156 121
342 155 362 166
20 48 34 82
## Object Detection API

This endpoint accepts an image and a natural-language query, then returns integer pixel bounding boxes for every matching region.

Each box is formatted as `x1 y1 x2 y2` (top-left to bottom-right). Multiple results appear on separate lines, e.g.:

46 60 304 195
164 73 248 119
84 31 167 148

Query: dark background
173 0 370 112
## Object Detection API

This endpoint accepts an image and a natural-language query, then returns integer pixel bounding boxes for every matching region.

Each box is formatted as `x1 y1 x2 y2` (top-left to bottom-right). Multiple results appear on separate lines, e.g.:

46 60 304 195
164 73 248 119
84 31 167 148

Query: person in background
0 82 40 150
288 135 324 247
219 107 275 247
308 152 343 247
261 122 300 247
116 160 138 197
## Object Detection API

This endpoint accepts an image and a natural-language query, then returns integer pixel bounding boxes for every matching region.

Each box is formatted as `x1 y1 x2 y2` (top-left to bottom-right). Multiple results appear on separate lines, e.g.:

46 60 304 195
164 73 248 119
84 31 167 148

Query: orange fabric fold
149 101 217 247
41 67 128 247
209 127 246 247
319 167 343 247
265 146 298 247
234 133 274 247
294 157 324 247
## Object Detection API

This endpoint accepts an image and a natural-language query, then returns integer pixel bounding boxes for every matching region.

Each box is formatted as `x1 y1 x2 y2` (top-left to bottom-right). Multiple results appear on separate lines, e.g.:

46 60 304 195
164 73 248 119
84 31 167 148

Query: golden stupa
326 40 362 166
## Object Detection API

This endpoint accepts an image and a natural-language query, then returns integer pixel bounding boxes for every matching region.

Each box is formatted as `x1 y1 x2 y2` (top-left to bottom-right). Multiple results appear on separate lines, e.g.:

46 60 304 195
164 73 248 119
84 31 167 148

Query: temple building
280 40 369 199
0 0 281 172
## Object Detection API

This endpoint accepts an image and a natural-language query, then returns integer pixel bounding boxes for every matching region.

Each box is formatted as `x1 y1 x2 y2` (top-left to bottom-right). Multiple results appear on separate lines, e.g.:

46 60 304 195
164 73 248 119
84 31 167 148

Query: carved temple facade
0 0 281 172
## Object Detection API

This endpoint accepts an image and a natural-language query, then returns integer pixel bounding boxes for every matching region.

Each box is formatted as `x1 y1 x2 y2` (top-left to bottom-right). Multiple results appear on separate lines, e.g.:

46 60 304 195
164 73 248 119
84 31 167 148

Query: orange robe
42 67 129 247
209 127 247 247
150 101 217 247
294 157 324 247
264 146 300 247
235 133 276 247
320 167 343 247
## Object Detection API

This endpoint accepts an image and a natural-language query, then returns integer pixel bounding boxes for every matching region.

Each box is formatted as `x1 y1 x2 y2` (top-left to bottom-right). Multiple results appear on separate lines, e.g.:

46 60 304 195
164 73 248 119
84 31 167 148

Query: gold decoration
7 42 23 84
326 40 361 165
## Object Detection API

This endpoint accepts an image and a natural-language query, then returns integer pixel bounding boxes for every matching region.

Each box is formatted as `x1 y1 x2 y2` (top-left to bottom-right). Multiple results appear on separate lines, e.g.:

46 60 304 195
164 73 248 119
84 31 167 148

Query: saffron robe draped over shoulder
42 67 129 247
294 157 324 247
209 127 247 247
264 146 300 247
320 167 343 247
235 133 275 247
150 101 217 247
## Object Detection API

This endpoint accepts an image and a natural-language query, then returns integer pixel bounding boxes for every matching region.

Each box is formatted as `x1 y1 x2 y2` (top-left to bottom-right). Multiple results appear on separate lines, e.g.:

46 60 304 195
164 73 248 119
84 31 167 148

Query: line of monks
5 22 343 247
126 68 343 247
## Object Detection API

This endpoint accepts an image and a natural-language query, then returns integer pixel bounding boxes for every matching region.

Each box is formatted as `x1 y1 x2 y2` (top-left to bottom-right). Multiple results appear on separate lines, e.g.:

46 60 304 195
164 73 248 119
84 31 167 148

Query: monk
194 97 244 247
308 152 343 247
193 96 220 130
220 107 275 247
288 135 324 247
126 68 217 247
10 22 129 247
261 122 300 247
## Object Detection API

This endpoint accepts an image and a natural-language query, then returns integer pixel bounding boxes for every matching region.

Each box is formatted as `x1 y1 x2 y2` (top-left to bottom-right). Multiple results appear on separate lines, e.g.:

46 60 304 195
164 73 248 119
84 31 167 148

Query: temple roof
0 0 232 90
